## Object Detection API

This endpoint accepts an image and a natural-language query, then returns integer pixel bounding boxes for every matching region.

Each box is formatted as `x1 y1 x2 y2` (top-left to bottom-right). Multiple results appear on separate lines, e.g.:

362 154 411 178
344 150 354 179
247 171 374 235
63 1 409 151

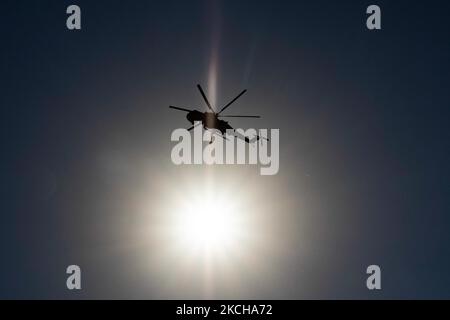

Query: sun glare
175 195 239 253
133 170 292 297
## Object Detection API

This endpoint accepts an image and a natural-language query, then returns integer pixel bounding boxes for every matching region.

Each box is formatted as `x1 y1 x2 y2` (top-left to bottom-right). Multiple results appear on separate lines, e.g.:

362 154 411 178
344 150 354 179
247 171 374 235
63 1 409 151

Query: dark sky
1 0 449 299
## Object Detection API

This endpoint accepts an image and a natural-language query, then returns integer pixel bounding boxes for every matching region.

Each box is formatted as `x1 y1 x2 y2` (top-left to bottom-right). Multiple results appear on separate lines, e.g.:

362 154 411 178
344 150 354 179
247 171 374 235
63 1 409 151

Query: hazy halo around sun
122 165 310 299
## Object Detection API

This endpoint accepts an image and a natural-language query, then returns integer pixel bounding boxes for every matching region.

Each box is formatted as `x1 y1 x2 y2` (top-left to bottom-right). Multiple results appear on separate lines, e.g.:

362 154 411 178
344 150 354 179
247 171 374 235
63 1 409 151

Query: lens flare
129 168 304 298
176 197 238 252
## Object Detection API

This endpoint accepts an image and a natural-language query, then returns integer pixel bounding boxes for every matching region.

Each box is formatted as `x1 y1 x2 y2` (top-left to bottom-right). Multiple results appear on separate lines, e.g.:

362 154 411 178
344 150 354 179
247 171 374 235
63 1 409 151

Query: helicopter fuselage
169 84 261 142
186 110 232 134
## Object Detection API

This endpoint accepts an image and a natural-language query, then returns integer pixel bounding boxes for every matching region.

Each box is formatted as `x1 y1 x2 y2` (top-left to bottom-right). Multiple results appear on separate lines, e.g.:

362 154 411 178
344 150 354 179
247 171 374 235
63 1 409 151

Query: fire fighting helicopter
169 84 266 143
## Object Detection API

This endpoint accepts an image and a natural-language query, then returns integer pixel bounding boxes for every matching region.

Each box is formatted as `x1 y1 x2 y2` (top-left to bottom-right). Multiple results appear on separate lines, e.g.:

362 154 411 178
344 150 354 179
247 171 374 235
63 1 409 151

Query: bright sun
134 171 289 297
176 196 239 252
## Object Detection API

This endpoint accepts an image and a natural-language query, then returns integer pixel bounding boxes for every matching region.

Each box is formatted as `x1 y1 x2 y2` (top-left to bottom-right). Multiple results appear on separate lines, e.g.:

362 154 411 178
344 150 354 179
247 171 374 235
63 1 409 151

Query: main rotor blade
218 115 260 118
187 122 202 131
217 89 247 115
197 84 215 113
231 130 259 144
169 106 192 112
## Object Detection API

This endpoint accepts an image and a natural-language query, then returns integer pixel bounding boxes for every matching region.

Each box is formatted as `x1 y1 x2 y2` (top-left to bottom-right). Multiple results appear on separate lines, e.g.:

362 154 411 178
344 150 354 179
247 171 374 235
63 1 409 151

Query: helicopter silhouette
169 84 266 143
